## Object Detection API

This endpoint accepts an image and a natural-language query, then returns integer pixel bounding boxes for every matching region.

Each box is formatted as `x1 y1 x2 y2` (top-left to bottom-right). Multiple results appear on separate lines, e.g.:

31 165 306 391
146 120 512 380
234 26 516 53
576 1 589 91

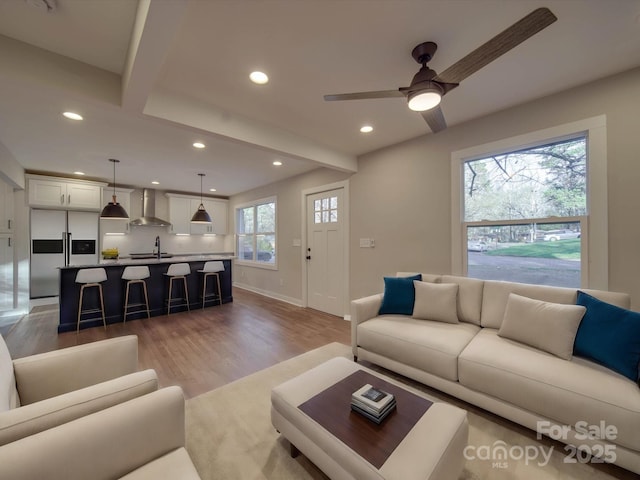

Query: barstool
198 261 225 309
165 263 191 315
75 268 107 333
122 266 151 322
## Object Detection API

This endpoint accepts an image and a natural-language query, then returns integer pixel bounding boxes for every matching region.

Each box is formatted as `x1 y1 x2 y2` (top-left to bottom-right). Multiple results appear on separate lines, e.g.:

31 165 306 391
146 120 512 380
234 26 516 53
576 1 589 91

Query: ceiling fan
323 8 557 133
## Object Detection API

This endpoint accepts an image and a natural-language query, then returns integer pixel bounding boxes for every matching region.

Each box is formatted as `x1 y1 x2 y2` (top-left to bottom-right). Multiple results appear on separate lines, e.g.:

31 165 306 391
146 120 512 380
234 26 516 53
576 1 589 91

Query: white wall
230 168 351 305
350 67 640 308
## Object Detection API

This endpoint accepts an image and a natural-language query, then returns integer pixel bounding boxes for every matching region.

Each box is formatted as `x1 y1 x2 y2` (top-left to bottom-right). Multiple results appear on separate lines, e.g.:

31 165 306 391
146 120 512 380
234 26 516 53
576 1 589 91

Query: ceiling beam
144 89 358 173
121 0 188 112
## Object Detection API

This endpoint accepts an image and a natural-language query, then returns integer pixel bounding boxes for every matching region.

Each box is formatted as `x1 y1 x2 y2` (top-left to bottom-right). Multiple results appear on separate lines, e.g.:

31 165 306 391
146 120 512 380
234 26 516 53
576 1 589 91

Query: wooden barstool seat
198 261 225 308
75 268 107 333
164 263 191 315
122 266 151 322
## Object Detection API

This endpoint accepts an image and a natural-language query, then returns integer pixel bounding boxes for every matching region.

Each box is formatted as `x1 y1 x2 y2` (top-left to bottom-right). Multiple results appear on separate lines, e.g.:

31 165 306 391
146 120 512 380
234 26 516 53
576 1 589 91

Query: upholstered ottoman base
271 357 468 480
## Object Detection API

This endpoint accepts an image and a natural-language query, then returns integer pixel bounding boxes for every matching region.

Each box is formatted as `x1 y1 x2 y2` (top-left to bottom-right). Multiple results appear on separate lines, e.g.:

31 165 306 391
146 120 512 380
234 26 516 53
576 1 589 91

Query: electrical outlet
359 238 374 248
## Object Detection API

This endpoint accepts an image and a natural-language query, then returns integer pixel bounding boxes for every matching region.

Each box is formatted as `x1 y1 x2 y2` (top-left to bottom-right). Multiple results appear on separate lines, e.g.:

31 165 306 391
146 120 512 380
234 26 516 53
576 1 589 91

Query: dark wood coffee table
298 369 433 468
271 357 468 480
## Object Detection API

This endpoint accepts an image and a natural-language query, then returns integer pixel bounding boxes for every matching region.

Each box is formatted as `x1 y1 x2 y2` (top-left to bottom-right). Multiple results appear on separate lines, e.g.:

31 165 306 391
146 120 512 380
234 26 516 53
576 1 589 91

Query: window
314 196 338 224
236 197 276 267
451 116 608 289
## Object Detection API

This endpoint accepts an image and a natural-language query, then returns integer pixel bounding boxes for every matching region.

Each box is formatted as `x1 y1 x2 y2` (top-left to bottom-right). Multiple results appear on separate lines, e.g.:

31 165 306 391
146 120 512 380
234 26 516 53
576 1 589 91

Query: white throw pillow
498 293 586 360
412 281 459 323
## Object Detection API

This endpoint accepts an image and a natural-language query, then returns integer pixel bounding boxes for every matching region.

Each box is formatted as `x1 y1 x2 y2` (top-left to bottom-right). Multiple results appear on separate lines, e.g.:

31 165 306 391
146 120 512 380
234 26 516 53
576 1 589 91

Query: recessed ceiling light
250 71 269 85
73 171 85 175
193 142 206 149
151 181 159 185
360 125 373 133
63 111 83 121
209 188 217 192
273 160 283 166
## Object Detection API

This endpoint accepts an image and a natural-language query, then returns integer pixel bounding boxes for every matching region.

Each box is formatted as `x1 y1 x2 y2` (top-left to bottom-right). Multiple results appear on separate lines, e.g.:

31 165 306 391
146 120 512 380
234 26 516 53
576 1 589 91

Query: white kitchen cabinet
0 234 14 311
27 175 105 210
100 188 133 234
202 198 228 234
168 195 191 235
0 178 13 233
167 194 228 235
189 198 220 234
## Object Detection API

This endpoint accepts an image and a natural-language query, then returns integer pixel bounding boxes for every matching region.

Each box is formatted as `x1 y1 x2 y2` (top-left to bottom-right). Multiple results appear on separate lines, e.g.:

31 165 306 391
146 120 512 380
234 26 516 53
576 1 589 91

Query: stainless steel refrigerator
30 209 99 298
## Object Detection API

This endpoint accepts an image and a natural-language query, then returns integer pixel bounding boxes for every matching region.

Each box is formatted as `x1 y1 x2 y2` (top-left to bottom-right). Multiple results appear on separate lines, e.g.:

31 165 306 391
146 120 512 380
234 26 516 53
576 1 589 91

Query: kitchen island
58 255 234 333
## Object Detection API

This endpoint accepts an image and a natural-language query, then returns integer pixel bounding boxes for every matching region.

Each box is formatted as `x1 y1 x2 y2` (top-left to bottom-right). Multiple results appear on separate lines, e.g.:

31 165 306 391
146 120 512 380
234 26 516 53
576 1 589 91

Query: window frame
235 196 277 270
451 116 608 289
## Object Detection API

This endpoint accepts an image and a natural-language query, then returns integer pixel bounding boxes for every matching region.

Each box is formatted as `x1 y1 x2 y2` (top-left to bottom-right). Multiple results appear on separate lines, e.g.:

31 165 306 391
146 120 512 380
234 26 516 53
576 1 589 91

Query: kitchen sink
129 253 173 259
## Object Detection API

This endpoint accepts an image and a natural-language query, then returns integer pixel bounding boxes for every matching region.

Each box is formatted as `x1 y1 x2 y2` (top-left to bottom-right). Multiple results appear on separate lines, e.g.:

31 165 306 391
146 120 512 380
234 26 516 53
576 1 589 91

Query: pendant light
191 173 212 223
100 159 129 219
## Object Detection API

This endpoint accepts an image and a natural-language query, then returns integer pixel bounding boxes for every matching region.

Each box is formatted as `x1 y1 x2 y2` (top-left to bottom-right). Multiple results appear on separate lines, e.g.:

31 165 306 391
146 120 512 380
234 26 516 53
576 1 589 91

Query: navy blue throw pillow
574 291 640 382
378 274 422 315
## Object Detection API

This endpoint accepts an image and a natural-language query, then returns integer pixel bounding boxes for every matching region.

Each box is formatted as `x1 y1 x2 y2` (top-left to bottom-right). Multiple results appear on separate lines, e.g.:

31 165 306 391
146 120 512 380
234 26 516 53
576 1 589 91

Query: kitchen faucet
155 236 161 260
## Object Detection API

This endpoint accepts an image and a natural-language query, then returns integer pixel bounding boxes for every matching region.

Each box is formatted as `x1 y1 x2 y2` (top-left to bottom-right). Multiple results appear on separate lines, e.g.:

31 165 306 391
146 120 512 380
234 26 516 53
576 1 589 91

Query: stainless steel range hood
130 189 171 227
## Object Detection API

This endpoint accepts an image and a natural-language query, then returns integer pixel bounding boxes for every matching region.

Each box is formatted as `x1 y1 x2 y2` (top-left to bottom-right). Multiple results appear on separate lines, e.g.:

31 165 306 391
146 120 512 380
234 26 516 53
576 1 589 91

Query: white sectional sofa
351 273 640 474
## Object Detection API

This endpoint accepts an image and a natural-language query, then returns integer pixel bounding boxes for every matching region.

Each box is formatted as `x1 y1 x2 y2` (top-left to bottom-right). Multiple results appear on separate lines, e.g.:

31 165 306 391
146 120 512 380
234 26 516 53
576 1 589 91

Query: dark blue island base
58 258 233 333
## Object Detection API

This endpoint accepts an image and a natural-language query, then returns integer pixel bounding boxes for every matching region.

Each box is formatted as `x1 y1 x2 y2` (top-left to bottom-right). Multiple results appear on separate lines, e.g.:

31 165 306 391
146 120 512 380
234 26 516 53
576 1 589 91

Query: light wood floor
4 288 351 399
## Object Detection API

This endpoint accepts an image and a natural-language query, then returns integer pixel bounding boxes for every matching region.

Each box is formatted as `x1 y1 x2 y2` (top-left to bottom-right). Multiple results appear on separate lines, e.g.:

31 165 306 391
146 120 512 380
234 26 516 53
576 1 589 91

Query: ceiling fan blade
434 7 557 84
421 106 447 133
324 89 406 101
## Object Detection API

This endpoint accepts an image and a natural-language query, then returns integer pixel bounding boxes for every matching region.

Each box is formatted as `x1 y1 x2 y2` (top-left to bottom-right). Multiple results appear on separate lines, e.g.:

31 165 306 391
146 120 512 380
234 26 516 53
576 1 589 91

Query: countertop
60 254 236 269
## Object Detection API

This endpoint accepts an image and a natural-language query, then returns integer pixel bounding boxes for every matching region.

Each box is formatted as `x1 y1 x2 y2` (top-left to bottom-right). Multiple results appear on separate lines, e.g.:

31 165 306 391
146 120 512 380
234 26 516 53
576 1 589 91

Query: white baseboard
233 282 352 322
233 282 303 307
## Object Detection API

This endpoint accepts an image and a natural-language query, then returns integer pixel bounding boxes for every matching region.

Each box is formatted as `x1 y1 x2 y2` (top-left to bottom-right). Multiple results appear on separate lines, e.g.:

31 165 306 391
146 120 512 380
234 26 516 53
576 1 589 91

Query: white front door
306 188 344 317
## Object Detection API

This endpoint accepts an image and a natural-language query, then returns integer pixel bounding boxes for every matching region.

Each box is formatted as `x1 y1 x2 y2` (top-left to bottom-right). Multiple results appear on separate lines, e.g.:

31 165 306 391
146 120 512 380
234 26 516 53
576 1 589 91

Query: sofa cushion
0 369 158 446
378 275 421 315
480 281 578 329
357 316 480 381
498 293 585 360
481 281 631 330
0 335 19 411
440 275 484 326
397 272 440 283
412 281 459 323
574 291 640 382
458 329 640 451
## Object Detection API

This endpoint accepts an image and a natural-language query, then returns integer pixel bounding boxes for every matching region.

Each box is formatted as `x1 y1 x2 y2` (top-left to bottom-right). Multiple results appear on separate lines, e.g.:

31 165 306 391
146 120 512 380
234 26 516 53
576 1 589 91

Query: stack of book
350 384 396 424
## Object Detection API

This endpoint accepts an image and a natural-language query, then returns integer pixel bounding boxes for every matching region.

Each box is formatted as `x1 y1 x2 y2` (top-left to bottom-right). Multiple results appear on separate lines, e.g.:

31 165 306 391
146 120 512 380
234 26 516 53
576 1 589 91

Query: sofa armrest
0 369 158 446
0 386 187 480
351 294 383 356
13 335 139 405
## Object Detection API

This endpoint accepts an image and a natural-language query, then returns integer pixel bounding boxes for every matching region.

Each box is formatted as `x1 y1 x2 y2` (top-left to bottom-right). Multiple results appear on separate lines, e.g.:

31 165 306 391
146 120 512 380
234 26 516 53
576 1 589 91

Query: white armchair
0 386 201 480
0 334 158 445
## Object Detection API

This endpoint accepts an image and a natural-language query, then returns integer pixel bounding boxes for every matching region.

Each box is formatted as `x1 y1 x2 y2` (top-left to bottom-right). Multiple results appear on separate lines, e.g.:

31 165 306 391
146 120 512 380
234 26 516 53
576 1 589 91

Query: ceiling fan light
407 88 442 112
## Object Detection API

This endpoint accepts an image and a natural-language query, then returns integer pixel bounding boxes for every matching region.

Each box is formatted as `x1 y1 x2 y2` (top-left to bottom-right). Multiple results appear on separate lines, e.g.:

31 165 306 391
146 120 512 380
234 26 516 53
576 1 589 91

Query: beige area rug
185 343 632 480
